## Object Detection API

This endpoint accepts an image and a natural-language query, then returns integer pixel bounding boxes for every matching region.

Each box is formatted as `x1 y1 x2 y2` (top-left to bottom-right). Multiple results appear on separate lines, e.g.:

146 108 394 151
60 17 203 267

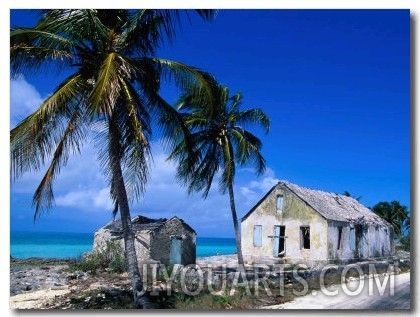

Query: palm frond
118 10 162 56
153 94 200 172
219 137 235 194
127 57 161 99
118 79 152 201
11 73 87 179
32 104 88 218
230 128 266 175
233 108 270 133
152 57 217 105
10 28 75 75
88 52 121 116
193 9 218 21
188 143 220 197
150 10 182 44
168 83 270 198
151 9 217 44
37 10 110 45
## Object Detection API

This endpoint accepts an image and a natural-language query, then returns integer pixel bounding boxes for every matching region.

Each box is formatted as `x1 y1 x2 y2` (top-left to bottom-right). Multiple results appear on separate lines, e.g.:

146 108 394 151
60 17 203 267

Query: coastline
10 253 239 267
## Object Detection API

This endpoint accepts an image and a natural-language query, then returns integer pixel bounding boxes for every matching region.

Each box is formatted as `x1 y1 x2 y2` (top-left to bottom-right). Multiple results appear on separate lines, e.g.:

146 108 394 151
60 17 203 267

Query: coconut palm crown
168 84 270 266
10 9 217 308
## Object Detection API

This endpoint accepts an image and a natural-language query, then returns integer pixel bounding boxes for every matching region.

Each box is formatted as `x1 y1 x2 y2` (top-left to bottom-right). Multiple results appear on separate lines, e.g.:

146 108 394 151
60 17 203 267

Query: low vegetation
64 260 403 309
70 241 127 274
12 248 410 309
66 283 294 309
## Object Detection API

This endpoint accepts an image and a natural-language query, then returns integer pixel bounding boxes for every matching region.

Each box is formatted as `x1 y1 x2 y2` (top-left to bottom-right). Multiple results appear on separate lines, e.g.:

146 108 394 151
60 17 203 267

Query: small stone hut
241 181 394 267
93 215 196 265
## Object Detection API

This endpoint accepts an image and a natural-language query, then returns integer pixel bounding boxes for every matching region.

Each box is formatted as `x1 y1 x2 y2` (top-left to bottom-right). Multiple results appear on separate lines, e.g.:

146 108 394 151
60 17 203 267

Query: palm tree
10 9 217 308
168 85 270 268
371 201 409 236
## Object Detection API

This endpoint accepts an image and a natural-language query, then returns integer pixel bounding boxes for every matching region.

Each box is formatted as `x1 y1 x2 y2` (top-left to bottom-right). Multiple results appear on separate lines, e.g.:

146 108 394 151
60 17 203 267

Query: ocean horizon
10 231 236 259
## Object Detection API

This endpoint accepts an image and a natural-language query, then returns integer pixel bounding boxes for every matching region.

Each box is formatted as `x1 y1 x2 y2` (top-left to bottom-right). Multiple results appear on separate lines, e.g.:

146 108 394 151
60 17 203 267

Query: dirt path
263 272 410 310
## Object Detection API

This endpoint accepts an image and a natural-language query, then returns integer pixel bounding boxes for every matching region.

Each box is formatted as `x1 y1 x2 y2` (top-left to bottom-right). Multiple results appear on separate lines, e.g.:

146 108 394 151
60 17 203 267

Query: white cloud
248 167 279 192
10 77 45 127
55 187 113 211
93 188 114 209
236 168 280 209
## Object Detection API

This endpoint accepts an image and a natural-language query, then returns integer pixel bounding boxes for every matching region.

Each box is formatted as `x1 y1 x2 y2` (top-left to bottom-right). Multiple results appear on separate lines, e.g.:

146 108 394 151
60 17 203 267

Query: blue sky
8 9 410 238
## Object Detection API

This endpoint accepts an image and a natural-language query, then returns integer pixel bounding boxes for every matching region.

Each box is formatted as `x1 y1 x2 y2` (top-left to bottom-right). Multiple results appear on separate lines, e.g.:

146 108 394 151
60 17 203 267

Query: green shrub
71 240 127 274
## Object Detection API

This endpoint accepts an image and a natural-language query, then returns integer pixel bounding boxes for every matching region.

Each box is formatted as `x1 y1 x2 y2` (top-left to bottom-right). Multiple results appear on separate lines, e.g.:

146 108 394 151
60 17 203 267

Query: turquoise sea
10 231 236 259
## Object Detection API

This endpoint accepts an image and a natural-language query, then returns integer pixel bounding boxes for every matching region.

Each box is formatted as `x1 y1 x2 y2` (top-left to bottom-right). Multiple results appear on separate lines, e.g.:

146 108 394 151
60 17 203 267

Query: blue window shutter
277 195 284 210
254 225 262 247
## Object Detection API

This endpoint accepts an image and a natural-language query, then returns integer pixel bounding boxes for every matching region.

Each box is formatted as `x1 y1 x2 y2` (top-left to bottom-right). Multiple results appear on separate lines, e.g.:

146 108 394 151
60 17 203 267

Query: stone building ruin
93 215 196 266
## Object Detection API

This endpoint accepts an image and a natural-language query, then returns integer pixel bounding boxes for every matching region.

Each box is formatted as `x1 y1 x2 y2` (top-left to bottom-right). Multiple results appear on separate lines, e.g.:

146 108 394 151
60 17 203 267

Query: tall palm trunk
108 117 153 309
228 182 245 269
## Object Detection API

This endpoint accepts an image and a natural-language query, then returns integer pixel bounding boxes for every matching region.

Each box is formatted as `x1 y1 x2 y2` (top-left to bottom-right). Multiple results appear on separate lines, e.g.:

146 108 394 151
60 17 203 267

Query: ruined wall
327 222 355 261
150 218 196 265
93 227 119 250
93 227 152 263
241 185 328 266
133 231 153 263
366 224 393 258
327 222 393 262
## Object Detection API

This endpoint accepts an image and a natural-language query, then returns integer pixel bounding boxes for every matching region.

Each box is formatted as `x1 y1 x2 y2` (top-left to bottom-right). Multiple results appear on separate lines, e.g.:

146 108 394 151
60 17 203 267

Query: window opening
337 227 343 250
300 226 310 249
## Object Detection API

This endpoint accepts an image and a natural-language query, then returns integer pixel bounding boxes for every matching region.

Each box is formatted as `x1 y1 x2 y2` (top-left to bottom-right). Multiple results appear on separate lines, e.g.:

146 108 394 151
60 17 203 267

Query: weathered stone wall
133 232 152 263
93 227 125 251
150 218 196 265
93 227 152 263
327 222 393 263
366 225 393 258
241 185 328 265
327 222 354 261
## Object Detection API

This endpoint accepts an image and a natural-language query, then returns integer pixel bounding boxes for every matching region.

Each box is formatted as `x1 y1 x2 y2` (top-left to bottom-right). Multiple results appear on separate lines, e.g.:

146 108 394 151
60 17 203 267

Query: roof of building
102 215 196 234
242 181 390 226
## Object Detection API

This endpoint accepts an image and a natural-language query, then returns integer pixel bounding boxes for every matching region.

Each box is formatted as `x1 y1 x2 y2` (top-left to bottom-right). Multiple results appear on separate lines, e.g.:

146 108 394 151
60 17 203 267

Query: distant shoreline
10 253 238 267
10 230 235 239
11 231 237 259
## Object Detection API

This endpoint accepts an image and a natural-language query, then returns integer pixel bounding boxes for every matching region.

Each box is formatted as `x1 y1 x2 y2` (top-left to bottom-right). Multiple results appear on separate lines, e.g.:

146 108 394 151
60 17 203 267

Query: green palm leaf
10 9 218 308
168 83 270 267
33 105 88 218
88 52 121 115
10 28 75 74
11 73 87 179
